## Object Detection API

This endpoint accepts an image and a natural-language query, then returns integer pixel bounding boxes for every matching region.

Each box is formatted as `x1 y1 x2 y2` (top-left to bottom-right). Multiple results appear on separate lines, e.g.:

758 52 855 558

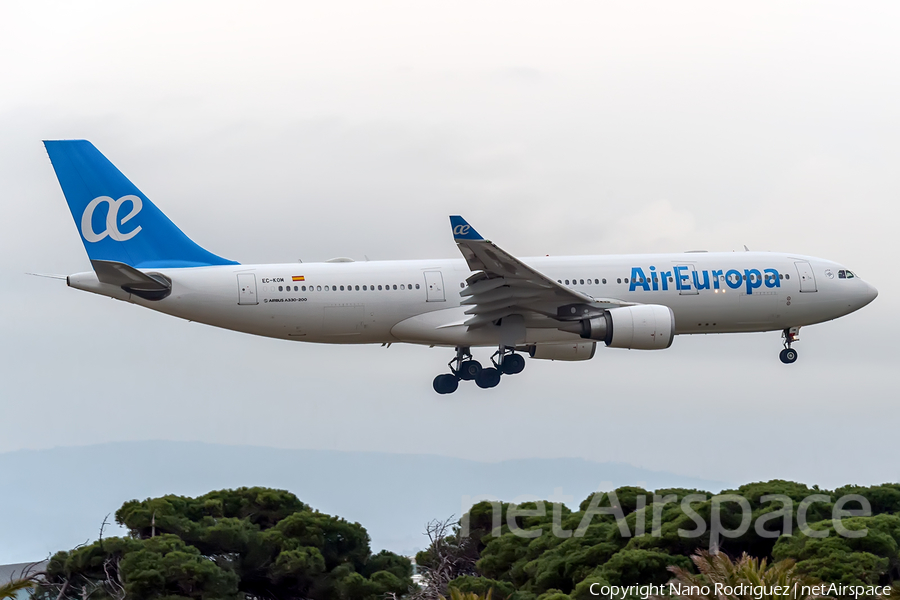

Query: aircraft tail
44 140 238 268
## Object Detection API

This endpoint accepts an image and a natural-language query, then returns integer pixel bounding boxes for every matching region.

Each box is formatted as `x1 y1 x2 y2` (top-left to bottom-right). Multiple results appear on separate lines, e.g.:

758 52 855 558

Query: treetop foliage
29 480 900 600
37 487 411 600
438 480 900 600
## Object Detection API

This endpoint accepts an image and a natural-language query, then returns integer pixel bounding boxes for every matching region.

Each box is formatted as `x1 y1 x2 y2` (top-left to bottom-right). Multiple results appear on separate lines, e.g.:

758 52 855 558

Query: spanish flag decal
292 276 305 282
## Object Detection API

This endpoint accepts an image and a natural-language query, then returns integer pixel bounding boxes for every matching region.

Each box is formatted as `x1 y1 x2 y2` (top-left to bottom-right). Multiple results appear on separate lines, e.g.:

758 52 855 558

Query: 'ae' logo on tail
81 195 143 242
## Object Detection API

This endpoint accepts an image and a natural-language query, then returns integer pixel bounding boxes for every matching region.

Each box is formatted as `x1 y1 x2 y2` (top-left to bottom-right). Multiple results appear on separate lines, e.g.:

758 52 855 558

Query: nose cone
860 282 878 307
863 283 878 306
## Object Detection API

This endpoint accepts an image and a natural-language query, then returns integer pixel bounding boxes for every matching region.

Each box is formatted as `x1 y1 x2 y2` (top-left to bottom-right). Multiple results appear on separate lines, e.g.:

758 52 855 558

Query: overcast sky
1 1 898 492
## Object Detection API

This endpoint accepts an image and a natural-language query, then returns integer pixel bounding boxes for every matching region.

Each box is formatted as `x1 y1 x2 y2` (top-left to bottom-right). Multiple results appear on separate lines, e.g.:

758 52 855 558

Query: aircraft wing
450 216 631 328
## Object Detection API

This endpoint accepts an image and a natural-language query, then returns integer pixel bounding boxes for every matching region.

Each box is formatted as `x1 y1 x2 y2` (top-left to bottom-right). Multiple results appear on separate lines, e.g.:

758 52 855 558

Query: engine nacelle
605 304 675 350
559 304 675 350
528 342 596 361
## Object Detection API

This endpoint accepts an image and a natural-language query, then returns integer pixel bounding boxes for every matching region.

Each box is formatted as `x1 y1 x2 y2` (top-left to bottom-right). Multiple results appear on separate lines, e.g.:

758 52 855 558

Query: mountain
0 441 727 564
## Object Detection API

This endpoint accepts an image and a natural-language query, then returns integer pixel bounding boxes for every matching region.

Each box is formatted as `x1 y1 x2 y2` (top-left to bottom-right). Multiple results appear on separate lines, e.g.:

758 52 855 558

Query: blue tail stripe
44 140 238 268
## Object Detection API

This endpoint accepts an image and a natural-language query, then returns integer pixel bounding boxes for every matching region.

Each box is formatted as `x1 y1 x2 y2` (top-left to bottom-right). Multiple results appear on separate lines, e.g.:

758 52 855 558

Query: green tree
773 513 900 586
833 485 900 517
441 587 494 600
38 487 412 600
458 481 900 599
597 549 691 586
449 575 516 598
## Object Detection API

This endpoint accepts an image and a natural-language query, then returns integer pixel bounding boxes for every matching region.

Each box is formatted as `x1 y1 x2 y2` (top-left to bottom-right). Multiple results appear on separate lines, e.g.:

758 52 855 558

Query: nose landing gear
432 346 526 394
780 327 800 364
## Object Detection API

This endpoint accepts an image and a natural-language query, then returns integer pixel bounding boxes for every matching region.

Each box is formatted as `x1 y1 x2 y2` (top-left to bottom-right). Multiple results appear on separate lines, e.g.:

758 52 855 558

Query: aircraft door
675 264 699 295
794 261 817 293
424 271 446 302
237 273 258 305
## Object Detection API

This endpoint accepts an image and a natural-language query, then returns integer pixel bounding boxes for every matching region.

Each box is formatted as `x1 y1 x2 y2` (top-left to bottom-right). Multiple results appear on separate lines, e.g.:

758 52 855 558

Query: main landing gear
433 346 526 394
779 327 800 364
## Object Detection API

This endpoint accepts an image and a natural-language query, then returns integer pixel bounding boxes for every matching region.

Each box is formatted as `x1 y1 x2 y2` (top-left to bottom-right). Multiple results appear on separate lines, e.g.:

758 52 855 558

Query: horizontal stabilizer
91 260 171 300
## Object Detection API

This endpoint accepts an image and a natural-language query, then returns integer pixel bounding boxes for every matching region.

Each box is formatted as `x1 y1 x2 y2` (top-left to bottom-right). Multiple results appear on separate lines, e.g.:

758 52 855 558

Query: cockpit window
838 270 856 279
846 270 855 278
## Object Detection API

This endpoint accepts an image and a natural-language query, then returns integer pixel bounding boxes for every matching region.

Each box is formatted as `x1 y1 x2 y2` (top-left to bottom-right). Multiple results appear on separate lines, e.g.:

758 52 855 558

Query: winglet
449 216 484 241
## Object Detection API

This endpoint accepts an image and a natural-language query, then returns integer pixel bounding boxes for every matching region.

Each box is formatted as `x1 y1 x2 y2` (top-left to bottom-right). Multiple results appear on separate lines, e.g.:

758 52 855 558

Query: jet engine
559 304 675 350
528 342 596 361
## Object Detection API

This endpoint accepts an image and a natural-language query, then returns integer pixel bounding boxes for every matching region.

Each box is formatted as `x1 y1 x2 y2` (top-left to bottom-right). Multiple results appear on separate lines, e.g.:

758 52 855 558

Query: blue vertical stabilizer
44 140 238 268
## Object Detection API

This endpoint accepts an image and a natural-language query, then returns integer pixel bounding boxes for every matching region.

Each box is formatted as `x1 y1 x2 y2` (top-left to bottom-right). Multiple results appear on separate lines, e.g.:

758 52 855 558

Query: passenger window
378 285 383 290
624 278 629 283
416 284 420 289
401 284 406 290
785 274 790 280
302 286 306 291
339 285 344 291
595 279 599 284
565 279 570 285
355 285 360 291
363 285 367 290
393 284 398 290
617 278 622 284
580 279 584 285
558 280 562 284
317 285 322 291
409 284 414 289
602 278 607 284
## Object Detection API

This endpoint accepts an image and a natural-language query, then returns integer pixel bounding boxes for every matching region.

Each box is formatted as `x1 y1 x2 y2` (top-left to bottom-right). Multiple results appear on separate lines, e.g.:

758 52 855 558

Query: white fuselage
67 252 877 349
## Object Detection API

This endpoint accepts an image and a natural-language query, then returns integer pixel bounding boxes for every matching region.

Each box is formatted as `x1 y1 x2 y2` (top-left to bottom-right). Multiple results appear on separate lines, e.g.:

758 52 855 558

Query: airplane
41 140 878 394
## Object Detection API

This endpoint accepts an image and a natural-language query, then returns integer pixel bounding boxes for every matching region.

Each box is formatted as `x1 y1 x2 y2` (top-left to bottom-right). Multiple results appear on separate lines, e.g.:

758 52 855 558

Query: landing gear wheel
779 348 798 364
500 353 526 375
433 374 460 394
475 367 502 389
458 360 483 381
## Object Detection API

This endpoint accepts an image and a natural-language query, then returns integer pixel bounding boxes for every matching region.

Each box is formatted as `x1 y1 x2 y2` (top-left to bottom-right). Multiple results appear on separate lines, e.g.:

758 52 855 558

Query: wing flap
459 285 543 306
